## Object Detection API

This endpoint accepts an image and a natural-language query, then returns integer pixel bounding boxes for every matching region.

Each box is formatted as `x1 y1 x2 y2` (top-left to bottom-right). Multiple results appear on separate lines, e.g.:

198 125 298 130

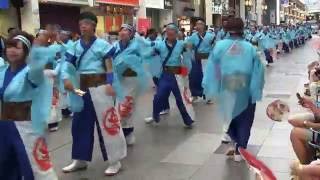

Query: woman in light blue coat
0 31 57 179
202 18 265 162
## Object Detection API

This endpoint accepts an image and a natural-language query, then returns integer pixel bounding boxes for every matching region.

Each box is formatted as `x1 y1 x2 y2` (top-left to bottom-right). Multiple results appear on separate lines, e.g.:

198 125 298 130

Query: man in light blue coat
187 18 215 103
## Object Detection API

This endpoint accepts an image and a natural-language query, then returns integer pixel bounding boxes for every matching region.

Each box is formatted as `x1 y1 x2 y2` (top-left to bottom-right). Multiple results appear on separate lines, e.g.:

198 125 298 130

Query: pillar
205 0 212 26
20 0 40 35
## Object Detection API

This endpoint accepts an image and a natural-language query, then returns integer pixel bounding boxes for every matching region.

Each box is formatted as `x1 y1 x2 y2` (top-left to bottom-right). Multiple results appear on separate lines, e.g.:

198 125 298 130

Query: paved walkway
49 36 320 180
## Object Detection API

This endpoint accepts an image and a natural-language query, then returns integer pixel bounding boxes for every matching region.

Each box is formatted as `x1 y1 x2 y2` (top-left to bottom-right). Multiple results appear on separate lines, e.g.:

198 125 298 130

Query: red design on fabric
183 87 192 104
118 96 134 118
52 89 59 106
102 107 120 136
228 43 242 55
32 137 53 171
180 66 188 77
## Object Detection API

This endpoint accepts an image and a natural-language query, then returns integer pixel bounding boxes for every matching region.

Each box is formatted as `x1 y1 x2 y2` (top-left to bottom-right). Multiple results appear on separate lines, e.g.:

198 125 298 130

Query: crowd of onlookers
288 37 320 179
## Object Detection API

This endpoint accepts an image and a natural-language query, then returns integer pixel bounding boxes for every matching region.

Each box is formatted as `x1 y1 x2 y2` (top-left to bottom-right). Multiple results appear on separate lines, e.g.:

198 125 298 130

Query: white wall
21 0 40 35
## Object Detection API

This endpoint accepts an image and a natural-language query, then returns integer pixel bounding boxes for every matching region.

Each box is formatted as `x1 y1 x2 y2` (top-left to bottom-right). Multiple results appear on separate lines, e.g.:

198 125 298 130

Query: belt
80 73 106 90
195 53 209 60
45 62 54 70
163 66 181 75
1 101 32 121
122 68 137 77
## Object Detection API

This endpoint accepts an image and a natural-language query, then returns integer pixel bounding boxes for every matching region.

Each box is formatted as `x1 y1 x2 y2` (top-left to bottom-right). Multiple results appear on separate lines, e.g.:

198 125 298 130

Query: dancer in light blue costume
187 18 215 103
144 23 195 127
61 12 127 176
0 31 57 179
46 29 74 131
202 18 265 162
145 28 163 86
109 24 149 145
282 27 291 53
258 27 275 65
245 26 260 47
144 28 170 114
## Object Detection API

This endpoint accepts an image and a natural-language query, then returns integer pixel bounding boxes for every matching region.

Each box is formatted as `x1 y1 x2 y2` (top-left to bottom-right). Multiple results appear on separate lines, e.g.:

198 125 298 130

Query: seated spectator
289 96 320 164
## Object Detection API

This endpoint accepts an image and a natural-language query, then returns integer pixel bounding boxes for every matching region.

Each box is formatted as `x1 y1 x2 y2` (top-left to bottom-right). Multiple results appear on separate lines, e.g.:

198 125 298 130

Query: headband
13 35 31 50
166 24 179 33
121 24 134 32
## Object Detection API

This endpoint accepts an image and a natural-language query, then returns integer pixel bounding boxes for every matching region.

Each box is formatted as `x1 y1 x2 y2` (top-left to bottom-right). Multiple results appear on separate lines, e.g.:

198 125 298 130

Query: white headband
13 35 31 50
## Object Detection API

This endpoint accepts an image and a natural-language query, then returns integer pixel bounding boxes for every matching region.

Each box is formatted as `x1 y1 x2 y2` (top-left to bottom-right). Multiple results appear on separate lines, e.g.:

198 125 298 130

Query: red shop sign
137 18 151 35
96 0 139 6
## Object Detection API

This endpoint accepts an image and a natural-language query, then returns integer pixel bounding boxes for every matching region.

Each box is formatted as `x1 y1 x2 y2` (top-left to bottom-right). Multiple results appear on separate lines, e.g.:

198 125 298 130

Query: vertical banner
105 16 123 32
105 16 113 32
137 18 151 35
96 16 105 37
0 0 9 9
270 10 276 24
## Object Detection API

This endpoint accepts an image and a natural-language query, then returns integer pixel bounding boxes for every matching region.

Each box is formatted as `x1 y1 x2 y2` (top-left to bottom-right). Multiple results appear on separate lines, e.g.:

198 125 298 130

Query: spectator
289 96 320 164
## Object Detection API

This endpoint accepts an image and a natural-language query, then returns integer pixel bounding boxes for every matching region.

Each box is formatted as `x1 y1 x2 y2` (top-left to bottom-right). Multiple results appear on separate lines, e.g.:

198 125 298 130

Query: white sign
212 2 222 14
145 0 164 9
88 0 94 7
305 0 320 13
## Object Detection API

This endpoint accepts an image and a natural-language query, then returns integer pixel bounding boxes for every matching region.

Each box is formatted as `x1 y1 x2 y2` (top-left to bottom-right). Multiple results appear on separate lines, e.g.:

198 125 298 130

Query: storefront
93 0 138 35
173 0 195 33
39 0 85 33
145 0 163 30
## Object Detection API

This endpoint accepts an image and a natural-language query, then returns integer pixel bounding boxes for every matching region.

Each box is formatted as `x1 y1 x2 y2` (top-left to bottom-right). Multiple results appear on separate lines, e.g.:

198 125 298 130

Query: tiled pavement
48 36 320 180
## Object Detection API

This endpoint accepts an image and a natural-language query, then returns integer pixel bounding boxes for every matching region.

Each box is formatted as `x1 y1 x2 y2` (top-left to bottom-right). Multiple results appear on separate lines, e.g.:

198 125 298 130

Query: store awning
0 0 9 9
96 0 139 6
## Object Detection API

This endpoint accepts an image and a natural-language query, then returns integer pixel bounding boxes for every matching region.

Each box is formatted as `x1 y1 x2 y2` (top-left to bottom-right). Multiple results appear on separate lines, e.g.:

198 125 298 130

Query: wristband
106 72 114 85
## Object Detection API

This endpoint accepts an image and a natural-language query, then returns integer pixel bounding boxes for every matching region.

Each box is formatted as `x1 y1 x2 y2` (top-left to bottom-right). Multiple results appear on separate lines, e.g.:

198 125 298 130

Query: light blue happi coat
61 37 114 112
258 31 276 50
187 31 215 53
51 40 74 92
151 39 193 72
143 37 162 78
111 38 150 101
0 47 53 134
0 57 7 67
202 38 265 123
